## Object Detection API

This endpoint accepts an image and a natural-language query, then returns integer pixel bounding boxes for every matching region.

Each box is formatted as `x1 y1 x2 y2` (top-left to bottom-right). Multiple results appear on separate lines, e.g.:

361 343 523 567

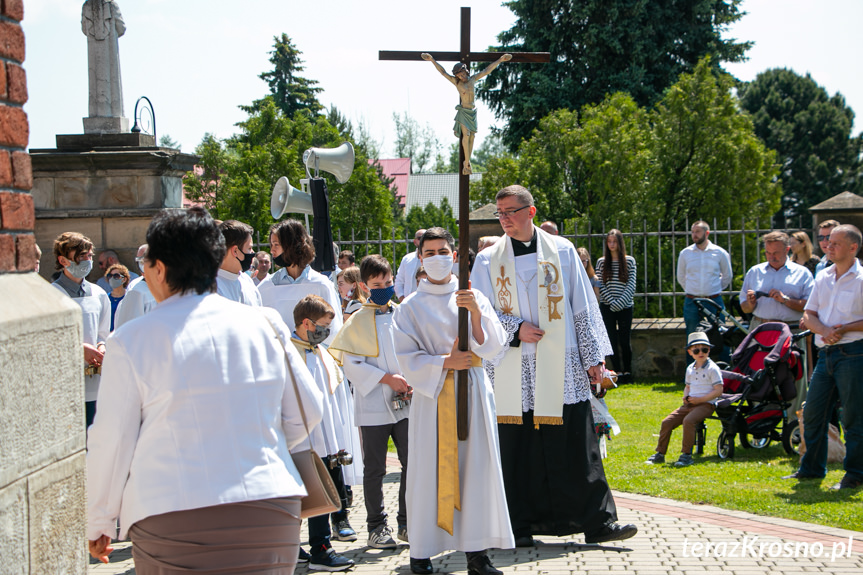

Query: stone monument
81 0 129 134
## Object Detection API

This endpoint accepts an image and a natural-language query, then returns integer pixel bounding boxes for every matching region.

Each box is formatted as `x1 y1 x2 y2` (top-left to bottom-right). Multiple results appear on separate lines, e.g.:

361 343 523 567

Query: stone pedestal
0 273 87 574
83 116 130 135
30 135 199 280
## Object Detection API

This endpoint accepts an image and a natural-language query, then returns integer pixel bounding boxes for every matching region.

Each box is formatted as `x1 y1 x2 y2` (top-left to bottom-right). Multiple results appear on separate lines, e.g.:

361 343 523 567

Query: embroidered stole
489 228 566 425
291 338 343 395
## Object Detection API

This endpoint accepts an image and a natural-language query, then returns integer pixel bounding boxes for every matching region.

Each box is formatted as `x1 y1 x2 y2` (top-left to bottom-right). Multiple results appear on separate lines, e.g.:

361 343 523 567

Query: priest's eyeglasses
494 205 530 219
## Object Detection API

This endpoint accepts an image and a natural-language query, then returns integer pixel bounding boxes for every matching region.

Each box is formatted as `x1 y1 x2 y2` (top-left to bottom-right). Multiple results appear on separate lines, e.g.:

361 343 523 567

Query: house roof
469 203 498 221
371 158 411 206
809 191 863 212
405 172 482 218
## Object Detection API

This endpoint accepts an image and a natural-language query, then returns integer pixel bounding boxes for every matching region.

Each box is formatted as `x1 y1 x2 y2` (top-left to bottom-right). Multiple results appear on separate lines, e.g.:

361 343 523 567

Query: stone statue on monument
421 52 511 175
81 0 129 133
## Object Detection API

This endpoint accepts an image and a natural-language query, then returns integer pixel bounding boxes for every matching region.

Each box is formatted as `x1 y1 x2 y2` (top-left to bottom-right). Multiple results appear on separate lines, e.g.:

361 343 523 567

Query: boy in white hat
646 331 724 467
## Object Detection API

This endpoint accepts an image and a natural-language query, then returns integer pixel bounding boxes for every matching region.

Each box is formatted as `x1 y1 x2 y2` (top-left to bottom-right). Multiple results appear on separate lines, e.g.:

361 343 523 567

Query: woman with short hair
87 207 324 574
104 263 130 330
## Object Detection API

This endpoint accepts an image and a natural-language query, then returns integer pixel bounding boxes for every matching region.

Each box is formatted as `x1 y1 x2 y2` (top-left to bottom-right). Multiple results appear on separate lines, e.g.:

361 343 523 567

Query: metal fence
255 216 817 318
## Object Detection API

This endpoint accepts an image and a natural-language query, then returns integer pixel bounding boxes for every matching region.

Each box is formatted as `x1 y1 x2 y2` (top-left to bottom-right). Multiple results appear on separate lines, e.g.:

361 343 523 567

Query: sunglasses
106 273 124 280
689 346 711 355
817 235 831 242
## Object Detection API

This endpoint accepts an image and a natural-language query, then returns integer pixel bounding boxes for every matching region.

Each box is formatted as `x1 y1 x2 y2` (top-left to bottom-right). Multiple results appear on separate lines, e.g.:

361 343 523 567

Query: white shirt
113 277 157 329
394 251 421 299
342 309 409 427
86 293 324 541
258 266 344 345
804 259 863 347
685 358 723 405
52 280 111 401
739 259 814 322
252 273 272 286
677 240 732 296
216 268 263 306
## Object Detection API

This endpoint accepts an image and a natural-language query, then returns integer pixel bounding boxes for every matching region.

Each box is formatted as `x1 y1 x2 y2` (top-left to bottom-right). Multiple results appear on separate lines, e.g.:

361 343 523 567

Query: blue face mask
369 285 395 306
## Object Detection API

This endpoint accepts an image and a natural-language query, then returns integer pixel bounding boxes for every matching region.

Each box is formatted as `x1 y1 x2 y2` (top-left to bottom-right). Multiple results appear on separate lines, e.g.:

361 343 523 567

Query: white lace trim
486 349 592 409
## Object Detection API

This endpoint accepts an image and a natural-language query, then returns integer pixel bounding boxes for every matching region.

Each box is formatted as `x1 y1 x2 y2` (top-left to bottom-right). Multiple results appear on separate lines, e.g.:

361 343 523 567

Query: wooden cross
381 7 550 440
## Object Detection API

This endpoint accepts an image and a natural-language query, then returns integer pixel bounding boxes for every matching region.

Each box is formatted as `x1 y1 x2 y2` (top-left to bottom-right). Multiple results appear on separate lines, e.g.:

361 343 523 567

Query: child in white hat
645 331 724 467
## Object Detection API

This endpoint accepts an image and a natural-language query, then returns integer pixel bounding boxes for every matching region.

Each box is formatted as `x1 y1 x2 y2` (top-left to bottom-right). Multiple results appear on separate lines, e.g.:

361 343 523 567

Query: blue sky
21 1 863 156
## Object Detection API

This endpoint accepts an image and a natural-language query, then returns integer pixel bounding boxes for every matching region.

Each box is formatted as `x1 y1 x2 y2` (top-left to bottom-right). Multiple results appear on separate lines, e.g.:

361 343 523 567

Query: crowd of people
42 184 862 574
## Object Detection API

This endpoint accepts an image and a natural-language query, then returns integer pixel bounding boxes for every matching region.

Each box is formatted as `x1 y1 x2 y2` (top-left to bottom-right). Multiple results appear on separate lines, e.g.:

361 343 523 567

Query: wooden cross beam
381 7 550 441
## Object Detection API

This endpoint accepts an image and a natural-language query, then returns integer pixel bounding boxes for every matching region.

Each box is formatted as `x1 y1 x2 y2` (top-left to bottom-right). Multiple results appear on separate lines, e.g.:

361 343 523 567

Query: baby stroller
691 297 748 366
694 322 808 459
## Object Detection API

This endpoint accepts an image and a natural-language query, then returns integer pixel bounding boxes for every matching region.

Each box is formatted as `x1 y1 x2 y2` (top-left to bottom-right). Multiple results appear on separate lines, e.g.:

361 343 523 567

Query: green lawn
602 381 862 531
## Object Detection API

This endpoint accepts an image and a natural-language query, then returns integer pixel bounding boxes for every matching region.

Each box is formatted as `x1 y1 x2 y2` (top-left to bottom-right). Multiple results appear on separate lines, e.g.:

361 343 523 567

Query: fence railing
255 216 817 318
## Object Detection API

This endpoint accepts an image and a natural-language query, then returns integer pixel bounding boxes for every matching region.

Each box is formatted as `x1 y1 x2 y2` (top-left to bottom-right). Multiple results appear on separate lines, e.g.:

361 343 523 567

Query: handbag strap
264 316 313 438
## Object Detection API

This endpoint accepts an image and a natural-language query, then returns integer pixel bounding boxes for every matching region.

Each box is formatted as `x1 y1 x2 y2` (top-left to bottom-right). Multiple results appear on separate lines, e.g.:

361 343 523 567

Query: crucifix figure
381 7 549 442
421 52 511 175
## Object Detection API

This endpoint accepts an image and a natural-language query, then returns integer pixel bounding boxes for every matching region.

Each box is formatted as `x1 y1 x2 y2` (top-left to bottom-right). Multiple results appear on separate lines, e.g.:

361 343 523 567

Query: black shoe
514 535 535 547
831 475 863 490
466 551 502 575
584 522 638 544
308 548 354 572
410 557 433 574
782 471 823 480
298 547 311 564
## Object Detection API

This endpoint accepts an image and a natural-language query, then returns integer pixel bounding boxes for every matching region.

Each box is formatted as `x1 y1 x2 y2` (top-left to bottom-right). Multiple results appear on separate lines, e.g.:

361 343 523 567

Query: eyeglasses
817 235 831 242
106 273 124 280
493 205 530 219
690 347 711 355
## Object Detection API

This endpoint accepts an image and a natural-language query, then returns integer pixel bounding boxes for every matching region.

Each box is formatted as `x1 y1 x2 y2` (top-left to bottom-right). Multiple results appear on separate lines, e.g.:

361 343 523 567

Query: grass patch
602 381 862 531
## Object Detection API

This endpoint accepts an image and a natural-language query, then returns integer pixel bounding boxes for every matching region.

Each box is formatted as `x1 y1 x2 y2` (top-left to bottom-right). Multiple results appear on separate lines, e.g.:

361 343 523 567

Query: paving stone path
89 459 862 574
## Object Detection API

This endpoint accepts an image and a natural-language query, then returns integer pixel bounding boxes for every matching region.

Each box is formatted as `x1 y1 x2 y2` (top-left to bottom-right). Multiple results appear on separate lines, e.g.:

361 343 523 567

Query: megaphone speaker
271 176 314 219
303 142 355 184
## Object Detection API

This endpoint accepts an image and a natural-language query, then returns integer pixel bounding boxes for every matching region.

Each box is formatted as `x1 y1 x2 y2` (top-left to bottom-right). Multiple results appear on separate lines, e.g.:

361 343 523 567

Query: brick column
0 0 36 273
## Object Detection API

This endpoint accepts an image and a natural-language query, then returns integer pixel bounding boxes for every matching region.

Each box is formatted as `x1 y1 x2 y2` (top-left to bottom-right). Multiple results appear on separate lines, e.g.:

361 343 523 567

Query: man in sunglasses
645 331 724 467
814 220 840 277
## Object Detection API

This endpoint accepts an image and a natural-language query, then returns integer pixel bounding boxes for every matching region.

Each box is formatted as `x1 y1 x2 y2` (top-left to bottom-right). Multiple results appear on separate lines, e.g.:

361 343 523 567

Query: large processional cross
380 7 549 440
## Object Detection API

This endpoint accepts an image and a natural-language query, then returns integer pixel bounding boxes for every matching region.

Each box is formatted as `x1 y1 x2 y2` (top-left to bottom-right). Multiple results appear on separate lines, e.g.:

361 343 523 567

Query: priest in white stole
472 185 638 547
393 227 514 575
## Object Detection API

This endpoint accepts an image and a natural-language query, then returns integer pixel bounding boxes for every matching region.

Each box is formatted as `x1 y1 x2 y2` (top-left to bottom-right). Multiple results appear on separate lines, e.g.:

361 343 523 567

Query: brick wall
0 0 35 273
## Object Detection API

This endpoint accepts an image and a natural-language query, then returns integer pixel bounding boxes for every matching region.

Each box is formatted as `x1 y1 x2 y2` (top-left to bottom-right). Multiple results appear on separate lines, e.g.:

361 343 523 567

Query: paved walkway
90 459 862 574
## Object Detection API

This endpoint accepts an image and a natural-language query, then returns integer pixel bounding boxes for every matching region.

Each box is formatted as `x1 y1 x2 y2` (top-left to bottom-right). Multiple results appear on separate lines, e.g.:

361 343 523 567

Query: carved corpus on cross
380 7 550 440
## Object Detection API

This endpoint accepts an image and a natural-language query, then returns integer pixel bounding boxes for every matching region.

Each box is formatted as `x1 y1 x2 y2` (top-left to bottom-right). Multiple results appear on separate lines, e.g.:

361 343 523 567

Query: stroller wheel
739 432 771 449
717 430 735 459
782 418 802 455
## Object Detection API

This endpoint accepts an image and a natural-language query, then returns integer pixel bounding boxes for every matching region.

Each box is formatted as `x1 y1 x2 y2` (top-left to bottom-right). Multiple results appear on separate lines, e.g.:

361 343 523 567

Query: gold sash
437 352 482 535
488 227 566 425
327 302 389 366
291 338 343 394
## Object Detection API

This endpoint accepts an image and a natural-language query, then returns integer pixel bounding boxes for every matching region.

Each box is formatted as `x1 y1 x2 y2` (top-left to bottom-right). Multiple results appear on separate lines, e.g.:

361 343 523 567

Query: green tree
649 59 781 224
241 34 323 118
738 68 862 219
392 112 440 173
405 197 458 233
480 0 751 151
182 133 230 215
158 134 179 149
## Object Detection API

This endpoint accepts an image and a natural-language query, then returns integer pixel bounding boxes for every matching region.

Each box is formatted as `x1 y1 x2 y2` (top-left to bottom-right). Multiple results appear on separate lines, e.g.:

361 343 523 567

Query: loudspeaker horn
303 142 355 184
271 176 313 219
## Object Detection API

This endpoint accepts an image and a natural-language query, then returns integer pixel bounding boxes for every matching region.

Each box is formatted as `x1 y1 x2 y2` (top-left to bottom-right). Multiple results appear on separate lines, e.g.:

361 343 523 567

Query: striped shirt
595 256 637 311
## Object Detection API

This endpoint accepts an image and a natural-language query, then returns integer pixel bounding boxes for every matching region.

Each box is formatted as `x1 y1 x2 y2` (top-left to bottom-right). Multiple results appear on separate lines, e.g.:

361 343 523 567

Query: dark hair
293 294 335 326
419 227 455 252
495 185 534 207
219 220 253 250
273 219 315 268
145 207 224 295
339 250 355 264
53 232 94 270
359 254 392 284
601 229 629 284
452 62 468 76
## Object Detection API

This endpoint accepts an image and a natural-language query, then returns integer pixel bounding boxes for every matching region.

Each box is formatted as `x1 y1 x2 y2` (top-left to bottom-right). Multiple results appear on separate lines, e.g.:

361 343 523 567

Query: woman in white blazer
87 207 324 574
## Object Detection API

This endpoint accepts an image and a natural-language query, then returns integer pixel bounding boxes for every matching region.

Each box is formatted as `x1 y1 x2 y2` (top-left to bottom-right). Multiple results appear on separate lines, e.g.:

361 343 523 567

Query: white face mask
422 254 454 282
